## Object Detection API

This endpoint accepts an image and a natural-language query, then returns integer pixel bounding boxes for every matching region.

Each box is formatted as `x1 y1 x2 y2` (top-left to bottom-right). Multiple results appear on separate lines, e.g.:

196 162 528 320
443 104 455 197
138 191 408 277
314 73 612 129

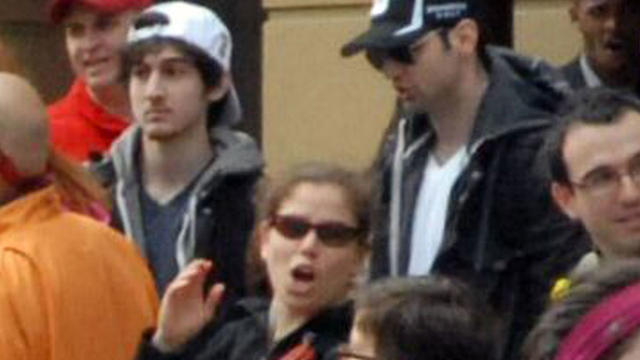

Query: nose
618 174 640 205
298 230 321 258
381 59 407 81
604 13 619 31
78 30 100 53
145 71 166 101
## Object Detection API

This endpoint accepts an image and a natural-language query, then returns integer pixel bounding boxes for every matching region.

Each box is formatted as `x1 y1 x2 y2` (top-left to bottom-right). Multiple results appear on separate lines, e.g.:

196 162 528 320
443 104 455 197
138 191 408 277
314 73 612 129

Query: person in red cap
47 0 151 162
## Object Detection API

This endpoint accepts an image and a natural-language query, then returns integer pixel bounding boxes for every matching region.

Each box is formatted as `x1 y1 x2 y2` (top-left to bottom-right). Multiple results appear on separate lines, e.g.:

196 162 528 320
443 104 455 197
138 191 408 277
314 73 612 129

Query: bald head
0 73 49 181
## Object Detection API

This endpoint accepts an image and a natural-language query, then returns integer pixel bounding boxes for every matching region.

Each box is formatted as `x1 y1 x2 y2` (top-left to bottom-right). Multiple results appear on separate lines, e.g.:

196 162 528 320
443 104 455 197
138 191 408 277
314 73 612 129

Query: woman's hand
152 259 225 352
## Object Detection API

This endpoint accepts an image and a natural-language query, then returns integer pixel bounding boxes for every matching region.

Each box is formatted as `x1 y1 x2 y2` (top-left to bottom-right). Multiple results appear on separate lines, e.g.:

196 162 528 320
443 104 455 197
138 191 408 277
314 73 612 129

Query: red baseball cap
49 0 152 24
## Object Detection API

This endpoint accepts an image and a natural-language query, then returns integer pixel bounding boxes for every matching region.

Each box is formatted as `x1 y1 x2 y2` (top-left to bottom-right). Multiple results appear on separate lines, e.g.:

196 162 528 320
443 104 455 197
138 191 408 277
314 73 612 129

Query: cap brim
341 22 420 57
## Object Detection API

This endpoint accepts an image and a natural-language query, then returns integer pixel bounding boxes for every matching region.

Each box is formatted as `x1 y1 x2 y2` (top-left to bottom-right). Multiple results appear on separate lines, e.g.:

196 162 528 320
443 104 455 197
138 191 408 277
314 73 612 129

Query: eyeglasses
270 214 362 247
570 155 640 198
364 28 447 70
335 344 377 360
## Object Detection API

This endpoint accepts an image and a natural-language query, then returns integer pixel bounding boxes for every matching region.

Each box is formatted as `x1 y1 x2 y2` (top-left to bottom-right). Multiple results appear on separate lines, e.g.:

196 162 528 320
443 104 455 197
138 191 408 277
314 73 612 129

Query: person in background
561 0 638 90
546 88 640 299
0 71 158 359
339 276 498 360
341 0 588 358
47 0 151 162
96 1 263 300
525 261 640 360
136 163 371 360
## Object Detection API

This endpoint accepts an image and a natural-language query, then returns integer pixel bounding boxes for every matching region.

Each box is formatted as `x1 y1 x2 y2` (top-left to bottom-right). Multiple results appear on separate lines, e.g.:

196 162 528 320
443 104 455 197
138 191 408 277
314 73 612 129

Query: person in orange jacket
0 71 158 359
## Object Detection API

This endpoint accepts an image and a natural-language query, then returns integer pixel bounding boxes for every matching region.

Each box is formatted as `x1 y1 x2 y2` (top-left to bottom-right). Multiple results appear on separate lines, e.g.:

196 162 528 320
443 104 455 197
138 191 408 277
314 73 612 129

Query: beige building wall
263 0 394 175
0 0 71 103
514 0 582 65
262 0 582 174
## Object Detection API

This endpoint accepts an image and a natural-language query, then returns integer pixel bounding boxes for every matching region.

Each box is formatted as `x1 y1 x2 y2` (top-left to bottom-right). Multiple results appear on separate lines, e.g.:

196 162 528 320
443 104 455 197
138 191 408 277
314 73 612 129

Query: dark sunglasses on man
364 27 450 70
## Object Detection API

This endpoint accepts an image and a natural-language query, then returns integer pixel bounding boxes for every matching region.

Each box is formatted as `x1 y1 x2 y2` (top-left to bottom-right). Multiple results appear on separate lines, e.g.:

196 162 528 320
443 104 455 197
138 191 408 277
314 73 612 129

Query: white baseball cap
127 1 242 126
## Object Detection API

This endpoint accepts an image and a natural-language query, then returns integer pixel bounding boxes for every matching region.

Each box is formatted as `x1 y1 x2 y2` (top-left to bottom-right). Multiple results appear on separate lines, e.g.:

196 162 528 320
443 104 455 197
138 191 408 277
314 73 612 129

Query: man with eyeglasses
342 0 588 358
549 88 640 274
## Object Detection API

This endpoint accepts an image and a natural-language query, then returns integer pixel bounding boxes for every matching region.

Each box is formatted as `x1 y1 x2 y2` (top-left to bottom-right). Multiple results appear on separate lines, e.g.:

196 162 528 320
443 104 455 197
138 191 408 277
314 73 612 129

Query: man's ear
451 18 479 57
552 182 579 219
206 72 231 103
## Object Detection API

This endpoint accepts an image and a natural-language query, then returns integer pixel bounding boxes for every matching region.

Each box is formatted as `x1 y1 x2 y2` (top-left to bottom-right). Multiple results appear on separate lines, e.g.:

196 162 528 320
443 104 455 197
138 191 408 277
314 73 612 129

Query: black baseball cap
341 0 475 57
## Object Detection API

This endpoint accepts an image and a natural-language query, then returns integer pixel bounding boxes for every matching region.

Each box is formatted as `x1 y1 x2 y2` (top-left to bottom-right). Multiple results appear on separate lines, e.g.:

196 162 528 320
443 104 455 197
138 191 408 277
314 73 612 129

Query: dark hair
443 2 493 71
246 162 372 295
434 19 490 71
546 87 640 186
354 276 499 360
524 260 640 360
122 13 228 127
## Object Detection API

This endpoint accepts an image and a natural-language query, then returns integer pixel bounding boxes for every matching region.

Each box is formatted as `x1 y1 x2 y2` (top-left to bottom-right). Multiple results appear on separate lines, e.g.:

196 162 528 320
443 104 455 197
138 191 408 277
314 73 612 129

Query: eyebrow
582 0 611 8
158 57 194 65
134 56 194 67
580 151 640 178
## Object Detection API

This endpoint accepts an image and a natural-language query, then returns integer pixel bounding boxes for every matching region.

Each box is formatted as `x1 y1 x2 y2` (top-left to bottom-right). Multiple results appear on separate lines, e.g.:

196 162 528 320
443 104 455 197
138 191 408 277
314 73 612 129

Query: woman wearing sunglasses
137 162 371 360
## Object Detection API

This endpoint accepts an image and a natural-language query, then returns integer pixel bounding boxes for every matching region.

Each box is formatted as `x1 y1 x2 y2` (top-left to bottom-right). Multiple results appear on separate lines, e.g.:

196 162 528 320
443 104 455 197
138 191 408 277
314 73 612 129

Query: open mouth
291 265 316 283
604 39 625 53
84 57 111 70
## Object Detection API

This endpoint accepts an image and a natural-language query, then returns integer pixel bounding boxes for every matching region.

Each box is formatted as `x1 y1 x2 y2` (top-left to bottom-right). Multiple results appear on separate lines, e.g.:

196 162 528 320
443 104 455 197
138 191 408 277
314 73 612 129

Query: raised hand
152 259 225 352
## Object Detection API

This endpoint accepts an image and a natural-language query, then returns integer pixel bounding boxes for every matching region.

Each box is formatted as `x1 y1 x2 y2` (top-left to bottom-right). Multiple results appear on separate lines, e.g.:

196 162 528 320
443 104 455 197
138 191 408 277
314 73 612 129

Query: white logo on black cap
425 2 468 21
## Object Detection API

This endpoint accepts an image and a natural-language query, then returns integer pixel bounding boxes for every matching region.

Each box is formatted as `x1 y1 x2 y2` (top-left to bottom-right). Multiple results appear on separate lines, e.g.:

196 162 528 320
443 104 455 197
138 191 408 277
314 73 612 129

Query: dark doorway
482 0 514 47
173 0 264 143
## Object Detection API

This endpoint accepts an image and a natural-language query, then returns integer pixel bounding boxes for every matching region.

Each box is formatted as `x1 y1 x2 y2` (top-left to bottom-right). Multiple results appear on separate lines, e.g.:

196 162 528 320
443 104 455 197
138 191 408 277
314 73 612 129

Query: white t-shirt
408 147 469 275
580 54 603 88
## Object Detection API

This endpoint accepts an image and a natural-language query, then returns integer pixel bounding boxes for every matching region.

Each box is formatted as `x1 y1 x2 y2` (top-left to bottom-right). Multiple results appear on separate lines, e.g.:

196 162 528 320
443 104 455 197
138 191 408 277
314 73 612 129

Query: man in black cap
342 1 588 358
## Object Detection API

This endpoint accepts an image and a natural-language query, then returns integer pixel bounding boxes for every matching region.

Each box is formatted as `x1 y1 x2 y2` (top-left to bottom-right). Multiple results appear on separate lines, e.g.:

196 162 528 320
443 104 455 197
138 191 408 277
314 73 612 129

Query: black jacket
93 126 263 306
136 298 353 360
560 57 588 90
370 47 588 360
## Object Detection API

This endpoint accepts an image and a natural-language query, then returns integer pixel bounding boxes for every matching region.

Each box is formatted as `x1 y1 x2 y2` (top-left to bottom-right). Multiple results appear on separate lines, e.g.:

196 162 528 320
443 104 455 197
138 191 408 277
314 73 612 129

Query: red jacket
48 80 130 162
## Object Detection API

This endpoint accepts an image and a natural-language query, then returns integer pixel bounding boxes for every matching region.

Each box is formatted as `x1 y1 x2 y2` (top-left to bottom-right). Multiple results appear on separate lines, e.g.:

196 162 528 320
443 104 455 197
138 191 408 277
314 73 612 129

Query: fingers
165 259 214 295
203 283 225 321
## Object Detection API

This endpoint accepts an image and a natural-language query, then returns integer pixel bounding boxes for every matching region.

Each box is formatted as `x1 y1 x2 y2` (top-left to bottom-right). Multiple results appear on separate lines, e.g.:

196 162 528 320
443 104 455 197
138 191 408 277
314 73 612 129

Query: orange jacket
0 185 158 359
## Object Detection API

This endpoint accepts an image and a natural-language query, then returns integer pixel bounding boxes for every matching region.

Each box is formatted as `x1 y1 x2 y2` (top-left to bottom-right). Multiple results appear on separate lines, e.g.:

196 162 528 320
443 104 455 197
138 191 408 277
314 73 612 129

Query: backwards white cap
127 1 242 126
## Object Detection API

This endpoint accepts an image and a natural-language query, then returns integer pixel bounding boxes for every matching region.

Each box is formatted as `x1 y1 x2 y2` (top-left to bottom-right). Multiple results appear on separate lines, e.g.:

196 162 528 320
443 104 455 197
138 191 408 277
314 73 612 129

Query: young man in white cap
47 0 151 162
561 0 638 90
97 1 263 301
342 0 588 358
